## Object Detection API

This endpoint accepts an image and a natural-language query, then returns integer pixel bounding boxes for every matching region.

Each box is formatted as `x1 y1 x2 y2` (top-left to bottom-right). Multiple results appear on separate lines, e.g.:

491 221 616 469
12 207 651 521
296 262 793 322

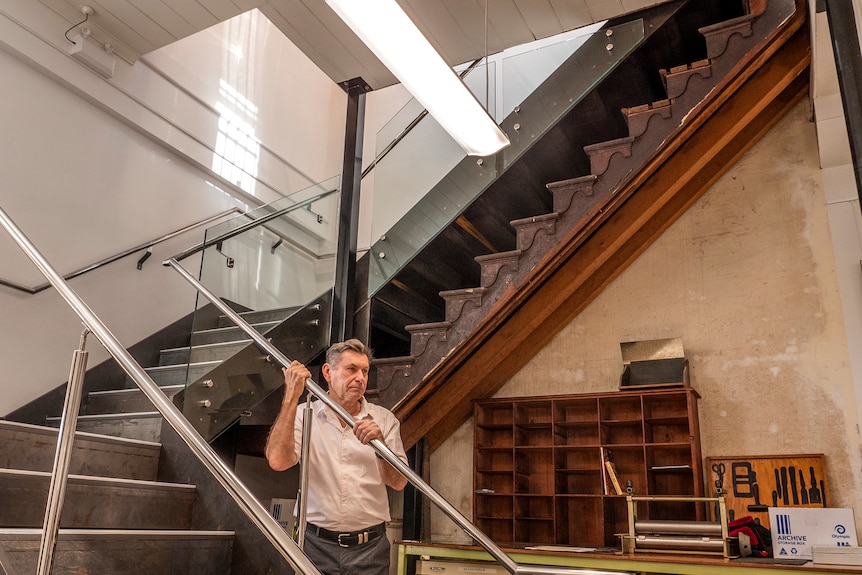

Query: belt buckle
337 533 352 547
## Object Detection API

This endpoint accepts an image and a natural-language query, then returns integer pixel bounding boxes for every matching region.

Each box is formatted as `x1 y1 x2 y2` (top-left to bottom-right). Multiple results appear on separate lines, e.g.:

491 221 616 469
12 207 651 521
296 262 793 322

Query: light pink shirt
294 396 408 532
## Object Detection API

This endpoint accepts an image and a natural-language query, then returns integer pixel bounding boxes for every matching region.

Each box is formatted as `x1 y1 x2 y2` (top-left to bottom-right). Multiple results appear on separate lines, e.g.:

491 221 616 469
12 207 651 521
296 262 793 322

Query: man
265 339 408 575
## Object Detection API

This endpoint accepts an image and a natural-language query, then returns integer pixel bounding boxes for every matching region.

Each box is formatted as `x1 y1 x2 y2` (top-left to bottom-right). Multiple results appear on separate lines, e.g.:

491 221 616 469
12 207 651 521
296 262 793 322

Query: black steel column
332 78 371 344
824 0 862 212
402 440 425 542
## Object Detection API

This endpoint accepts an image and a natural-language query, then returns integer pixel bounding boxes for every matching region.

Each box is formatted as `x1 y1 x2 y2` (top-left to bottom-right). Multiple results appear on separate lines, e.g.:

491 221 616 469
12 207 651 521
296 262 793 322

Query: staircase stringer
395 2 810 451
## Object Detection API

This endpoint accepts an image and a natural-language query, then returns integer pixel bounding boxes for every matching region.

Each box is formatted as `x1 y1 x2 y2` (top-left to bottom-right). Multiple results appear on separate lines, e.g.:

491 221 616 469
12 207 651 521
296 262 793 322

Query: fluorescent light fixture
326 0 510 157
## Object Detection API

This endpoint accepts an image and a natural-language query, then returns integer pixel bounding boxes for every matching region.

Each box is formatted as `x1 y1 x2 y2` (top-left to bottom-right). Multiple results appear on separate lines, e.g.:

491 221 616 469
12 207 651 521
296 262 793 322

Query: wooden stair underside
391 0 810 451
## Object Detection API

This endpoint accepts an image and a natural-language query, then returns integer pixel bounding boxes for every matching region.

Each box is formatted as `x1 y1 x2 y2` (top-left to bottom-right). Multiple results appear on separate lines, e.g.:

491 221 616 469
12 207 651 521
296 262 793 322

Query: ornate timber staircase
368 0 810 450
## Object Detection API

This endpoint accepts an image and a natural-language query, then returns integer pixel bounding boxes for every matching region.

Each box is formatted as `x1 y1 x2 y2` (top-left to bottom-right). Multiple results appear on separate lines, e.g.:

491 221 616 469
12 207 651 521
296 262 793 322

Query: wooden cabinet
473 388 703 548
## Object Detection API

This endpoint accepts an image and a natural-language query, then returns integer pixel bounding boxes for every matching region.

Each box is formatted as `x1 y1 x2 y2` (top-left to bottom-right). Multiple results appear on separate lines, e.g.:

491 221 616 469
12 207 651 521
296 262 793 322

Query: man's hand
357 415 408 490
265 360 310 472
353 415 384 444
282 361 310 407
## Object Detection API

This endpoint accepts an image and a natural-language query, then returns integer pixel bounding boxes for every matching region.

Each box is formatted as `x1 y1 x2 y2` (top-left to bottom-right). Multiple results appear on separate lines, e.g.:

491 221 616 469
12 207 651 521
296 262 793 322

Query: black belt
306 522 386 547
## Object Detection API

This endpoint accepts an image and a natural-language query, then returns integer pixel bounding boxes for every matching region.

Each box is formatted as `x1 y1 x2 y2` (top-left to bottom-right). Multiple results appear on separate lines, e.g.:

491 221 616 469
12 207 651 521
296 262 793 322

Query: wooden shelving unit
473 388 703 548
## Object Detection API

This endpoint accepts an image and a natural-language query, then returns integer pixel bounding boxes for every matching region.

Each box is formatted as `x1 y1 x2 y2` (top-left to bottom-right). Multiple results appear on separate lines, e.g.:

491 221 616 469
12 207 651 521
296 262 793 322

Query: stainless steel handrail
170 188 338 263
0 208 244 295
0 205 322 575
164 257 628 575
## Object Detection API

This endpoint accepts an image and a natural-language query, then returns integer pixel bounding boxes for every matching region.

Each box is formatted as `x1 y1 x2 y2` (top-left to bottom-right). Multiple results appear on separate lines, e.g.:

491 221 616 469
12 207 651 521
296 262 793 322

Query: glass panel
367 19 645 297
369 61 497 246
180 177 340 440
499 18 644 167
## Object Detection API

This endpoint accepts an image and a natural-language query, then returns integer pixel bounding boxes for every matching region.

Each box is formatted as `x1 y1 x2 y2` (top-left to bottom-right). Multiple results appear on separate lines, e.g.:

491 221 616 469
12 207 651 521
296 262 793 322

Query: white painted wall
0 44 236 413
0 4 350 415
810 5 862 465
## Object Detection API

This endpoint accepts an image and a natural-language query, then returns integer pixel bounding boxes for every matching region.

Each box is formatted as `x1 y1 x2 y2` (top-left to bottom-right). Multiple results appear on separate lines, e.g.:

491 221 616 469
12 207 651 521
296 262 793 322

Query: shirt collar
313 395 369 425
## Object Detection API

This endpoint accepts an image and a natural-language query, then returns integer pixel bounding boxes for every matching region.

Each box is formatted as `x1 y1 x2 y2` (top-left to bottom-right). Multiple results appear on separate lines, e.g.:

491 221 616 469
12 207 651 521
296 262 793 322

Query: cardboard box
768 507 858 559
269 498 296 532
812 546 862 566
618 337 689 390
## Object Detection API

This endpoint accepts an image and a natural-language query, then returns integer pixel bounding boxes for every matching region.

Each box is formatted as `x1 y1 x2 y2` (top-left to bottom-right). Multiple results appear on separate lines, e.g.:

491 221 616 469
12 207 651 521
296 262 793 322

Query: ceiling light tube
326 0 510 157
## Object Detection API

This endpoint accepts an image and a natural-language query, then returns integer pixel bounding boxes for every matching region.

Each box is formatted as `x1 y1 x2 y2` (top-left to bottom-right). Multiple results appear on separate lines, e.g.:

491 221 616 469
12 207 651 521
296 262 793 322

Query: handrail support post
36 327 90 575
295 397 315 548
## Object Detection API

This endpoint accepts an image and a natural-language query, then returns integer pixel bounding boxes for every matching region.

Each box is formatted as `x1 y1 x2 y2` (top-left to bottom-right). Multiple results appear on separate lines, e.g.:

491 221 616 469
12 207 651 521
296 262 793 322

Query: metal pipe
634 520 722 536
296 398 314 549
632 535 726 552
0 206 322 575
36 329 89 575
0 208 243 295
516 568 630 575
169 189 338 263
164 257 630 575
824 0 862 215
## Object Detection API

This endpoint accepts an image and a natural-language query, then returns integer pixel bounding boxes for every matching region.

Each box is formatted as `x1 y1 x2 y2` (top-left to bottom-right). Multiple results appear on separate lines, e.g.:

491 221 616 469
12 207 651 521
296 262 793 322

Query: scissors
711 463 726 491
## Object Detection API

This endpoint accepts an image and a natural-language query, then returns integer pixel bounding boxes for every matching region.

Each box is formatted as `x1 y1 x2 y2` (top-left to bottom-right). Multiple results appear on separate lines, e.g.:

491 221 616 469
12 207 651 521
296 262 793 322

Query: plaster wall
429 100 862 542
0 6 347 415
0 45 237 415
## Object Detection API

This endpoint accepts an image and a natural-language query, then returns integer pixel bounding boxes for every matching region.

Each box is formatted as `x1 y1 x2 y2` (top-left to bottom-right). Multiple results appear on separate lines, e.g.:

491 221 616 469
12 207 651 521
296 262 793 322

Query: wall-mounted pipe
824 0 862 214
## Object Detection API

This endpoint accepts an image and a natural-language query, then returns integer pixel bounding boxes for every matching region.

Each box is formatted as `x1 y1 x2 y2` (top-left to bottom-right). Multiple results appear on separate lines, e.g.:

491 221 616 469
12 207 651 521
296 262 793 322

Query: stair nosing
372 356 416 366
0 528 235 539
0 468 196 491
194 321 279 335
146 360 220 372
160 340 254 354
88 385 184 397
0 420 161 448
47 411 161 423
405 321 452 331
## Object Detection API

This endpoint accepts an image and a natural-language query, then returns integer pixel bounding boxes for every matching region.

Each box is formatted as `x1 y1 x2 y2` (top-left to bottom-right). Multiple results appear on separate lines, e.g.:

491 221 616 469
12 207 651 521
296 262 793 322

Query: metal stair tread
0 468 196 492
146 360 221 372
439 286 486 298
475 249 522 262
510 212 560 226
372 356 415 365
88 385 184 398
0 419 161 449
583 135 636 152
47 411 161 423
405 321 452 331
0 528 235 539
193 320 278 335
160 339 253 354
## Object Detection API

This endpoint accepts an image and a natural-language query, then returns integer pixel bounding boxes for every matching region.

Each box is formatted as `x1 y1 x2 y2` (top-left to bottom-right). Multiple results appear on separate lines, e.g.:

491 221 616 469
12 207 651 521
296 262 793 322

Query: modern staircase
0 420 233 574
0 305 312 574
48 306 302 443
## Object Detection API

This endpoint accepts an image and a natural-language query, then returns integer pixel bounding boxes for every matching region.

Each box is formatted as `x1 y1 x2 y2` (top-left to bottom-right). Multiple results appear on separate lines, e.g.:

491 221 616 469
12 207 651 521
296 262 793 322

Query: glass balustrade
181 177 340 439
178 19 646 438
366 19 645 297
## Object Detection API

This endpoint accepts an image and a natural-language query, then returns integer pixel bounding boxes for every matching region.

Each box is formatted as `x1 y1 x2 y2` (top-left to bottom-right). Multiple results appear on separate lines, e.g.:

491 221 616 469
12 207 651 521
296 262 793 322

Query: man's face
323 349 370 406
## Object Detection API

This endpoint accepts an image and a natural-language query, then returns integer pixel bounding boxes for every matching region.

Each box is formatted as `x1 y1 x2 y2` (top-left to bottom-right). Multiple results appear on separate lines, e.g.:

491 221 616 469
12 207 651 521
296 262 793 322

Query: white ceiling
39 0 674 89
36 0 844 173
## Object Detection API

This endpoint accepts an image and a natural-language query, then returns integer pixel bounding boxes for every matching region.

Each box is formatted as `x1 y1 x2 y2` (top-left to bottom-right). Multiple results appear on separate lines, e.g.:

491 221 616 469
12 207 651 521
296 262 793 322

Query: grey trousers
303 528 391 575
